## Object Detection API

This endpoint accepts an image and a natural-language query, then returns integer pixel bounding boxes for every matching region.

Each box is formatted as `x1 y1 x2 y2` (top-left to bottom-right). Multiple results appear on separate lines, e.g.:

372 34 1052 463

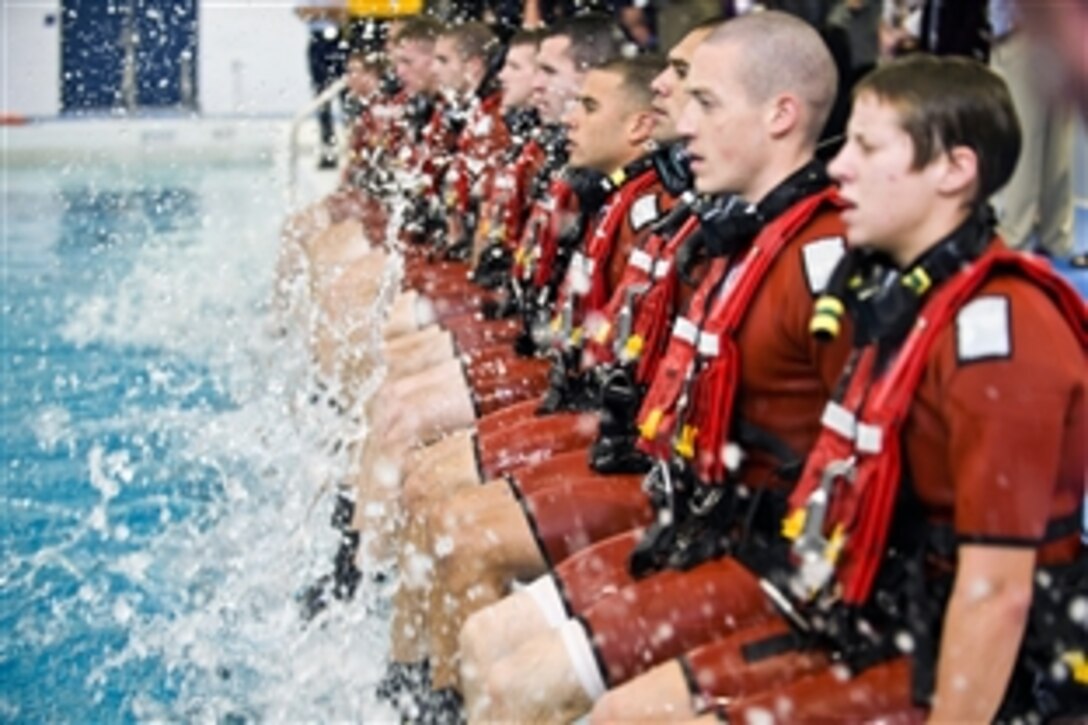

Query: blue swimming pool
2 159 394 721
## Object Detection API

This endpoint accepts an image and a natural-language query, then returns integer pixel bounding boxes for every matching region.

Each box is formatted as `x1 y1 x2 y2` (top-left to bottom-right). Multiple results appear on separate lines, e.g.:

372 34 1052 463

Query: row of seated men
278 9 1087 725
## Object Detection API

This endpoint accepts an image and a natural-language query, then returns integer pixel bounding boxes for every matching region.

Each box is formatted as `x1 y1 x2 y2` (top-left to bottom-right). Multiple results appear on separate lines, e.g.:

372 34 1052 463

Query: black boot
298 492 363 621
331 529 362 599
416 687 466 725
375 660 431 719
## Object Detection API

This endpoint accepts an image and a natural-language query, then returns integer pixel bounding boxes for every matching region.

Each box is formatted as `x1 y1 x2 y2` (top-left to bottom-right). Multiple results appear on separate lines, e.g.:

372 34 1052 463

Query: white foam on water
13 161 404 720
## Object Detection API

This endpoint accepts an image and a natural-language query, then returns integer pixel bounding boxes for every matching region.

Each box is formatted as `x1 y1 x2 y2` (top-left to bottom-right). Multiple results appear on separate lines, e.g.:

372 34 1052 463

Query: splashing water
2 160 399 720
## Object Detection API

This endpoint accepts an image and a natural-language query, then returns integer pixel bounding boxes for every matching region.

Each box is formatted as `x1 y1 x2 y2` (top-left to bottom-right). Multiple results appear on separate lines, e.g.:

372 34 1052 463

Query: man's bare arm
928 544 1035 722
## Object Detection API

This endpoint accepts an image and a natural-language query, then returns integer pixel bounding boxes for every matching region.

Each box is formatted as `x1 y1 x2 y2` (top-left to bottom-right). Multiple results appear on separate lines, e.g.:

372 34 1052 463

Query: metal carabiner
612 282 651 359
790 456 857 599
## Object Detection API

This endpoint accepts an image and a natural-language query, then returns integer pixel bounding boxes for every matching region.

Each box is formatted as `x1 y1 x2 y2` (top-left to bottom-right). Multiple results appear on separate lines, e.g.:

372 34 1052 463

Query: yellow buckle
622 334 644 360
824 524 846 564
782 508 805 541
674 424 697 459
639 408 663 441
1063 652 1088 685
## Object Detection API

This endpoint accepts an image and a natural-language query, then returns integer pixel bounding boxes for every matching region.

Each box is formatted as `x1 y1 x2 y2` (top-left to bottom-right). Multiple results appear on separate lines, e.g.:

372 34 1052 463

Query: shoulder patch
629 194 660 232
955 295 1011 364
801 236 846 295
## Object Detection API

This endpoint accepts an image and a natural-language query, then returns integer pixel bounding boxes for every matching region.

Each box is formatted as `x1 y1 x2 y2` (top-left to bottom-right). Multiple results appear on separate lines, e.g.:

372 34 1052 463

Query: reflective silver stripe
821 401 856 439
673 317 698 344
629 248 653 273
697 331 720 357
856 422 883 454
571 252 595 275
653 259 671 279
568 252 594 294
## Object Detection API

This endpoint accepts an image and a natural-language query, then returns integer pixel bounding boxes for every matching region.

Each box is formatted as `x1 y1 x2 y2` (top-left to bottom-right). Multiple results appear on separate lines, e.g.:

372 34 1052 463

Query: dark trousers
308 28 346 148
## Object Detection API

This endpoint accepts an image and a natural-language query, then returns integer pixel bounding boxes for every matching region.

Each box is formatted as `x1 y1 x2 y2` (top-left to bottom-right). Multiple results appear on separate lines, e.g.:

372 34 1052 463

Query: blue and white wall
3 1 312 118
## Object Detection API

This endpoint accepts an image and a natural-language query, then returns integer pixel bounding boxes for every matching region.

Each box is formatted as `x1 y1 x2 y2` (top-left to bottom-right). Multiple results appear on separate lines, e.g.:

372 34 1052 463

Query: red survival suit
719 231 1088 722
399 121 562 356
458 157 674 416
406 110 548 342
463 153 675 446
529 164 854 695
324 84 410 231
402 89 511 295
509 166 846 570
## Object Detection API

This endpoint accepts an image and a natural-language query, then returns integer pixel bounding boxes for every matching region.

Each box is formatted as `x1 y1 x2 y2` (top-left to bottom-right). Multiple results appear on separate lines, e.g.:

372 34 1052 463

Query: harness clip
790 457 856 599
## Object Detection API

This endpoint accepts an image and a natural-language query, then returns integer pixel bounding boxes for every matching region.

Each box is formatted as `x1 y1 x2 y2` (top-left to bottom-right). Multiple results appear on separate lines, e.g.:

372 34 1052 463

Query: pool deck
2 115 292 166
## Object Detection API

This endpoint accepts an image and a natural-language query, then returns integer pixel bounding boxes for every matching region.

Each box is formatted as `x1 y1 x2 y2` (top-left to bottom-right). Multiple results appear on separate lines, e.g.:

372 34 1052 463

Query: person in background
988 0 1076 263
520 0 656 50
443 0 524 27
656 0 733 52
918 0 988 60
1021 0 1088 125
879 0 922 57
296 1 349 170
826 0 880 82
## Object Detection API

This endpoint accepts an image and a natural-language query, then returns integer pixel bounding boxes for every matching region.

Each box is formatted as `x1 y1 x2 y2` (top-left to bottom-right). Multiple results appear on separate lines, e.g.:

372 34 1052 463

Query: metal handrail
287 76 348 207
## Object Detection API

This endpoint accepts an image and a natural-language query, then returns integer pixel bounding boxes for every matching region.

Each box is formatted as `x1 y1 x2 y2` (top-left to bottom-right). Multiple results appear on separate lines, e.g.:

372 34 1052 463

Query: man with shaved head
461 11 851 722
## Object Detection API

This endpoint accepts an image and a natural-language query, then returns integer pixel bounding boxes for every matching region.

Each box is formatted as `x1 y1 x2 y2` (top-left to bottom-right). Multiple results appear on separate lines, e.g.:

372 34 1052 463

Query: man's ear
626 108 658 149
767 92 802 139
937 145 979 200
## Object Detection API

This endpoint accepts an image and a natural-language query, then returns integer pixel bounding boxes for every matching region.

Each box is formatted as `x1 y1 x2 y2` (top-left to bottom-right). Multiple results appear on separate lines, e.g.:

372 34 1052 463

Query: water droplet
1068 596 1088 625
743 706 774 725
433 535 454 558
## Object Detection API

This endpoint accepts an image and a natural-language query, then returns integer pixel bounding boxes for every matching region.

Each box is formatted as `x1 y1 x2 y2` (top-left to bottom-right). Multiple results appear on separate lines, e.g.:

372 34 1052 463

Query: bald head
705 11 837 144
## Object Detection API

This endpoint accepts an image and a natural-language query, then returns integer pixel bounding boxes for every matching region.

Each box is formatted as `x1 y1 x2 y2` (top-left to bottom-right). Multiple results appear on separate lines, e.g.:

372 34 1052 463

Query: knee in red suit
525 475 650 566
581 558 777 688
468 357 550 416
407 262 469 292
681 618 831 710
429 289 490 321
476 398 541 440
478 412 600 480
508 449 598 497
726 656 922 723
553 529 643 617
444 316 517 354
463 343 514 372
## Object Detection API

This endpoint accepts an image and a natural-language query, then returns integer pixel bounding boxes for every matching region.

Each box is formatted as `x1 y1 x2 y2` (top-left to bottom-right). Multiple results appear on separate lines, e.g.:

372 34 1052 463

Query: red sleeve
779 210 854 394
936 278 1086 543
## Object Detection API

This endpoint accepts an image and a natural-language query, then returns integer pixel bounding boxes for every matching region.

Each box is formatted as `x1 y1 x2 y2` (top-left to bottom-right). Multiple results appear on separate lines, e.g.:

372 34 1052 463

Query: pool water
2 160 394 721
